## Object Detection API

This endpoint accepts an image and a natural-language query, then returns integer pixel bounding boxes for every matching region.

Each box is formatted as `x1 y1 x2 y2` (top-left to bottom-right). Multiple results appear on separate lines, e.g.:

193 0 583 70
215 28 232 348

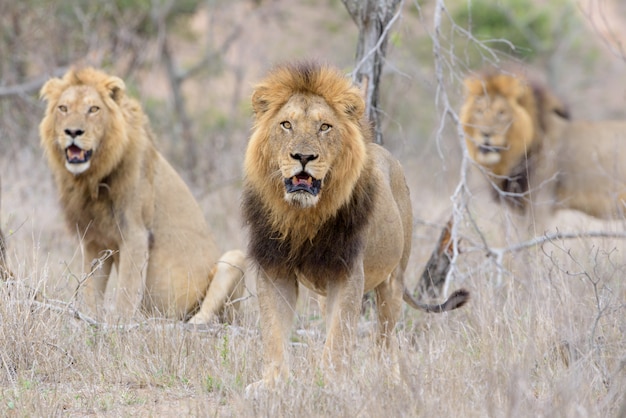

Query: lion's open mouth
478 144 501 154
284 172 321 196
65 144 93 164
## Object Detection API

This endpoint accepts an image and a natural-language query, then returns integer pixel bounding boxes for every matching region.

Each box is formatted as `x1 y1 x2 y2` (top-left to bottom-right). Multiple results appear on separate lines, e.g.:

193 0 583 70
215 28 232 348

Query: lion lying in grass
39 67 245 323
461 71 626 220
242 61 469 391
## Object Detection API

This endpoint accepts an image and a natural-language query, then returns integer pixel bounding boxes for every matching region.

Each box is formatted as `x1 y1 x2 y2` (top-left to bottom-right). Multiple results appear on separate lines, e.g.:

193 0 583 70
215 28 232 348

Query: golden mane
250 61 365 123
244 62 371 247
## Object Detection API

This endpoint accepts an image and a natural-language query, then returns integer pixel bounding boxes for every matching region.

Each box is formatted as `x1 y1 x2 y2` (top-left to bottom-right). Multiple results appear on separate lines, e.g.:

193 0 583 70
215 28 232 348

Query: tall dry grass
0 1 625 414
1 158 624 417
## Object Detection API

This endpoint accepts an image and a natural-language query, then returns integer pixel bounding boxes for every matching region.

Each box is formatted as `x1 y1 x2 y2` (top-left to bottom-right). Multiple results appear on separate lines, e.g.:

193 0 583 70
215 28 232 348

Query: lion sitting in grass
39 67 245 323
242 61 469 392
461 71 626 220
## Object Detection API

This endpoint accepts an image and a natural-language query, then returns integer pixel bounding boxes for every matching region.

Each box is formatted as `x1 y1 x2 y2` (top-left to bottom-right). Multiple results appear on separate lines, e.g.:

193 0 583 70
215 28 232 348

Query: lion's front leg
110 230 150 319
322 260 365 373
253 268 298 389
80 242 113 317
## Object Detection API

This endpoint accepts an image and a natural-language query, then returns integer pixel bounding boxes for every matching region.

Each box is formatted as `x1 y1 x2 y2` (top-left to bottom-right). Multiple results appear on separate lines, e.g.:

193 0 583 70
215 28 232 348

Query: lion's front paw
187 313 211 325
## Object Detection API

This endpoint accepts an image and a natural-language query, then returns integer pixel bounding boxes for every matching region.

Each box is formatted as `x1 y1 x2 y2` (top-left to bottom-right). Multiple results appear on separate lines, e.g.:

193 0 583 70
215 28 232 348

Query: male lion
40 67 245 323
242 62 469 390
461 71 626 220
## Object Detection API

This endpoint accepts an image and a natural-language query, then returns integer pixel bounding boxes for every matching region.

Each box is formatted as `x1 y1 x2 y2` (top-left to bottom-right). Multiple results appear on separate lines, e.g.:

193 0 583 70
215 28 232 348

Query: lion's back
552 120 626 218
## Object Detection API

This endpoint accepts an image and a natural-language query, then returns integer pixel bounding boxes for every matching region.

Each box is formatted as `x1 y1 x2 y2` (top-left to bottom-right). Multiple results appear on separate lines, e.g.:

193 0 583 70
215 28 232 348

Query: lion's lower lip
284 174 321 196
65 145 93 164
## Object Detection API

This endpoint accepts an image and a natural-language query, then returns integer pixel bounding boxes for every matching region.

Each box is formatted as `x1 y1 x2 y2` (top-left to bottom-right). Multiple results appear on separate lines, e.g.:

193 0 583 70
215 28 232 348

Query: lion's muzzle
284 172 321 196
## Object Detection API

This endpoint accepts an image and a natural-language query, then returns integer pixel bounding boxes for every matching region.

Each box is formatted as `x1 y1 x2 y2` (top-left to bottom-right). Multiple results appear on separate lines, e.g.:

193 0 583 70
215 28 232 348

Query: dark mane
494 82 570 212
242 168 376 287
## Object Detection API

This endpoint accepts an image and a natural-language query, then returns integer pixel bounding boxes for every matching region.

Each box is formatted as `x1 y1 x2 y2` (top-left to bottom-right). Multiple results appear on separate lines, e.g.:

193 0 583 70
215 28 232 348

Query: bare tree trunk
162 37 199 180
342 0 402 145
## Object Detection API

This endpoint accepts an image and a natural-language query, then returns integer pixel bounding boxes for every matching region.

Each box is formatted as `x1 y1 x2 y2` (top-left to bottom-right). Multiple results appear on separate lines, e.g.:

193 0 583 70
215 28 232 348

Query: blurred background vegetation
1 0 622 177
0 0 624 251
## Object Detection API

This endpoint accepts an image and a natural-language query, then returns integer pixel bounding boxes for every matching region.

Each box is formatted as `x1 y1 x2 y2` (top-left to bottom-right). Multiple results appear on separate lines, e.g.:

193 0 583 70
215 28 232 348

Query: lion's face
49 85 113 175
273 94 347 208
244 63 368 227
463 93 517 167
40 68 127 178
460 75 536 177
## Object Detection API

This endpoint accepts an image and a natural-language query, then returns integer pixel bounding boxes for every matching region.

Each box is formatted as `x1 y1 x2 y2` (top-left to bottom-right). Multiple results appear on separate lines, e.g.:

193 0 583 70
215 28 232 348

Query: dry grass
1 155 625 417
1 1 626 415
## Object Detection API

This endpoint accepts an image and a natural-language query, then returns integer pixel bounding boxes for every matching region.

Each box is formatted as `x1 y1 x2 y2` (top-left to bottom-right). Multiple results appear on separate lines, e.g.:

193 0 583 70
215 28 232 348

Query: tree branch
0 67 69 98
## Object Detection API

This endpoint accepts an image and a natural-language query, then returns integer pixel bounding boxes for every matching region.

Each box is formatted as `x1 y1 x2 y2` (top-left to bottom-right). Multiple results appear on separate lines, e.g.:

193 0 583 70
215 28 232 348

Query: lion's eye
319 123 332 132
280 121 292 130
88 106 100 114
58 105 67 113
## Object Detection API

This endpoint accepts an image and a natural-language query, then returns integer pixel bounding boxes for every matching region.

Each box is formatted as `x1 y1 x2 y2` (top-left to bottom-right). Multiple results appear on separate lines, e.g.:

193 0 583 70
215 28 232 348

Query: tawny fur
461 71 626 219
242 61 469 390
40 67 245 322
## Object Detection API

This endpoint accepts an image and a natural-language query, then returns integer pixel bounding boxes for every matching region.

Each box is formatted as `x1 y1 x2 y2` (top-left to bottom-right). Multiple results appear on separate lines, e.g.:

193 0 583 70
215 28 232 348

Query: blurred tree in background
0 0 242 182
0 0 612 184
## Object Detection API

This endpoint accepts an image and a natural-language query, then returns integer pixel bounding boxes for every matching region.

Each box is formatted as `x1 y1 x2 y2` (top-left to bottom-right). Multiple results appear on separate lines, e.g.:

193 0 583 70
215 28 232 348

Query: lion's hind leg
188 249 247 325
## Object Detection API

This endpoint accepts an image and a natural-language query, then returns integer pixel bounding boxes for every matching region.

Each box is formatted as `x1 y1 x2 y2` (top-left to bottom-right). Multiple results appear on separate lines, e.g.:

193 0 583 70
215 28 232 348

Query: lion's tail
403 288 470 313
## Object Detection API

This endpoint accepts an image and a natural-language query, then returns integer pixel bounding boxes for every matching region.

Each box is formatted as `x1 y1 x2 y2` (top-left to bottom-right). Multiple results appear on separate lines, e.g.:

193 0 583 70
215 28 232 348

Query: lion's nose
290 153 318 167
64 128 85 139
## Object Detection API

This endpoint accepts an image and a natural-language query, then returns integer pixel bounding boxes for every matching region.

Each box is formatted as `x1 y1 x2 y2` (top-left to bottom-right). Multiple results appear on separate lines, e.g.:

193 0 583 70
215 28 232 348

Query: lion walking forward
242 62 469 391
39 67 245 323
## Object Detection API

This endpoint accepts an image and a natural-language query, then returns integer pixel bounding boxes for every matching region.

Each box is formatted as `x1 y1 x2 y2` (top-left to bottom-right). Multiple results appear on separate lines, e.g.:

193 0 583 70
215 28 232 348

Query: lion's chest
62 186 122 249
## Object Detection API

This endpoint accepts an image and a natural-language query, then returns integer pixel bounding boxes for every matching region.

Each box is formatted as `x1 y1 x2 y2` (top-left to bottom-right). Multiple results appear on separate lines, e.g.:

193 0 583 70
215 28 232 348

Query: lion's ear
509 80 526 101
105 76 126 103
342 90 365 121
463 78 484 96
39 78 65 103
251 88 269 116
